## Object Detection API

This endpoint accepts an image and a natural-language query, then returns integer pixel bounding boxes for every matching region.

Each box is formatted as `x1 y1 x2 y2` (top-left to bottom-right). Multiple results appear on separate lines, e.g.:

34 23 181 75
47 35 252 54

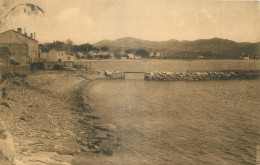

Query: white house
88 50 98 57
134 56 142 60
149 52 155 57
127 53 135 59
76 52 84 58
41 49 75 62
241 56 250 60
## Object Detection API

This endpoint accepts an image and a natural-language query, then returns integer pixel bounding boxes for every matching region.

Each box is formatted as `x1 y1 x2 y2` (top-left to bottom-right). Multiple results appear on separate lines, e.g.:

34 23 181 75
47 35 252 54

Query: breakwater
104 70 260 81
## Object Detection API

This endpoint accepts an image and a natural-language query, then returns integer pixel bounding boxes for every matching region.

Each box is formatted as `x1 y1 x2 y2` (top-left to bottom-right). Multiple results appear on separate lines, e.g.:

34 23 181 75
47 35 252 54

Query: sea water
82 79 259 165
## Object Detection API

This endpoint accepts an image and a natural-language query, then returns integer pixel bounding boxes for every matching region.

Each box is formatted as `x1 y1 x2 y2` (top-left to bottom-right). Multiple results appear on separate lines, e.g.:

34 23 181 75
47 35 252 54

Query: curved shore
0 70 109 165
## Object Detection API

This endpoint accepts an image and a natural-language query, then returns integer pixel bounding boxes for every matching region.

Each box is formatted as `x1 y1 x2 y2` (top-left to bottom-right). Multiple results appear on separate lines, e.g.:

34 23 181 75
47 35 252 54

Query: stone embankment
144 71 259 81
104 71 125 79
104 70 260 81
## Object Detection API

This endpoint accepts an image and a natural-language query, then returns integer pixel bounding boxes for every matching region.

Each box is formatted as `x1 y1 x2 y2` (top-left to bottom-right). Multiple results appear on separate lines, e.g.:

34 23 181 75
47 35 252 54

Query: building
41 49 64 62
134 56 142 60
98 51 109 56
0 28 40 64
120 49 126 55
127 53 135 59
241 56 250 60
65 39 73 55
41 49 75 69
155 52 161 58
88 50 98 57
41 49 75 62
149 52 155 57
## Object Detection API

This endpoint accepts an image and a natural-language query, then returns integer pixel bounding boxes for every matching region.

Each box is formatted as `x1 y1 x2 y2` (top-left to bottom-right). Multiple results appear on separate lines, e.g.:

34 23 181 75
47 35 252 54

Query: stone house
41 49 75 62
0 28 40 64
41 49 75 69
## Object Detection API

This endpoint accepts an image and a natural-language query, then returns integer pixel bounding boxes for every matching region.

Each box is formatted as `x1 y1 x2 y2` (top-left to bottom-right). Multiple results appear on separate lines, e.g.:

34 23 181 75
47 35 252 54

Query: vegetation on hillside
94 37 260 59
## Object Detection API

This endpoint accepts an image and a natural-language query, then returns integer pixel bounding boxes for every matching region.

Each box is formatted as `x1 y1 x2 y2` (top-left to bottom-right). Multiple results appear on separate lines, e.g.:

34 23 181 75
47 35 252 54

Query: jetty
104 70 260 81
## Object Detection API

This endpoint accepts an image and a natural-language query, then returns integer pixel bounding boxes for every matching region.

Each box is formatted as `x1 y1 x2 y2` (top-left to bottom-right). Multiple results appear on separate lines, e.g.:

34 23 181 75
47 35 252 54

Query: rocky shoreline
0 69 116 165
73 81 117 157
104 70 260 80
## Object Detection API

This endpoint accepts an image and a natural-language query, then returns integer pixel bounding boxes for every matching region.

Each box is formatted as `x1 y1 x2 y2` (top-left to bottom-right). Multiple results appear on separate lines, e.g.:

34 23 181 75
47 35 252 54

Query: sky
1 0 260 44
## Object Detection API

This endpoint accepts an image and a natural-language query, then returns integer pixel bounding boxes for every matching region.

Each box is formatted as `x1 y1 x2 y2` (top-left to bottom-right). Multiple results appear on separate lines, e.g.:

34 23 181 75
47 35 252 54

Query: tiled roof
3 29 38 42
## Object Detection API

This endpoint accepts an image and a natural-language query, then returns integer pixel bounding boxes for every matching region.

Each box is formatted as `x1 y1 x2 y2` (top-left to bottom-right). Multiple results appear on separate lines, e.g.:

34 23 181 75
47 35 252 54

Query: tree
125 49 135 54
101 46 109 52
72 44 98 52
136 49 149 58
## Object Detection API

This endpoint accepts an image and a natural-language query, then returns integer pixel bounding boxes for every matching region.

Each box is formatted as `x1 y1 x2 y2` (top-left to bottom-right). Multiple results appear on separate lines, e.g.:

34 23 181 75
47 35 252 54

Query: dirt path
0 70 106 165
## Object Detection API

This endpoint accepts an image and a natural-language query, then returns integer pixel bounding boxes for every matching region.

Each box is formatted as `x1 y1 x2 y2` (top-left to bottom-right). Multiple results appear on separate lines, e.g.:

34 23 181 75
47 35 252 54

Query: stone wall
144 71 259 81
1 64 30 78
104 71 125 79
44 61 75 70
104 70 260 81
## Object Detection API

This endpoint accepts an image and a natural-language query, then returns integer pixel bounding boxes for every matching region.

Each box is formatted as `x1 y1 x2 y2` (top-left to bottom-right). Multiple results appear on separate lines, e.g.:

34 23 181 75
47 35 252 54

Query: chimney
30 33 33 38
17 28 22 34
34 32 36 40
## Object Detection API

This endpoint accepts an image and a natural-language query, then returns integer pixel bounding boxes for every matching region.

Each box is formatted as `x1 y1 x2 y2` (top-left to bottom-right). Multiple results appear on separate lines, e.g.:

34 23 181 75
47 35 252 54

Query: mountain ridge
93 37 259 59
94 37 256 47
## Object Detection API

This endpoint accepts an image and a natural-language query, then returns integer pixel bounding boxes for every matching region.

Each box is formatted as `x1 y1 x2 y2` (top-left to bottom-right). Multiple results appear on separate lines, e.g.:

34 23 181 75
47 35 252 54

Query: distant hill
94 37 259 59
94 37 159 49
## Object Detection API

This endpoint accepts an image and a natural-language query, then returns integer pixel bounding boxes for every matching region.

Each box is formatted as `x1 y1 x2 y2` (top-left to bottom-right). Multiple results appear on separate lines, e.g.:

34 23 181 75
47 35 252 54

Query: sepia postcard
0 0 259 165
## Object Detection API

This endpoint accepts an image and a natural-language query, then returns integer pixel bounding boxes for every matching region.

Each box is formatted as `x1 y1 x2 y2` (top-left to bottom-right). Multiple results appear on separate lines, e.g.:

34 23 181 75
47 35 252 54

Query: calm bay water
84 79 259 165
80 59 260 72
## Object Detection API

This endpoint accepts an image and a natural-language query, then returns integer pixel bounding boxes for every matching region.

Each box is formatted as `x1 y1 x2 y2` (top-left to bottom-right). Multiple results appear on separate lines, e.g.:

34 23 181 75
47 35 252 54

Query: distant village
0 28 254 77
0 28 165 75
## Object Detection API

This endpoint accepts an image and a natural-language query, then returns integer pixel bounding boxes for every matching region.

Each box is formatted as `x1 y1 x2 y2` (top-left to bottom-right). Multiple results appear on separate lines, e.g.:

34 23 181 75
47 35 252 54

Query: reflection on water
83 79 259 165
